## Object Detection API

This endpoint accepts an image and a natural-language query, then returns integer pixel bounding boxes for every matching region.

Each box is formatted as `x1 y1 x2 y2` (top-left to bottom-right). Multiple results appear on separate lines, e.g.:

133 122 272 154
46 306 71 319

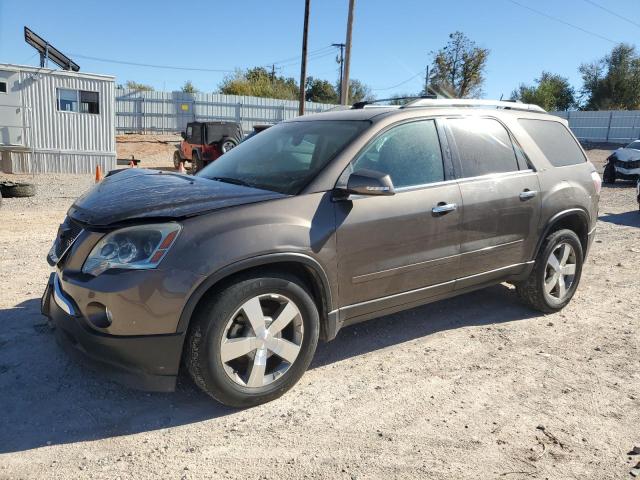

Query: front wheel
603 161 616 184
185 273 320 407
173 151 182 170
516 229 584 313
190 151 204 174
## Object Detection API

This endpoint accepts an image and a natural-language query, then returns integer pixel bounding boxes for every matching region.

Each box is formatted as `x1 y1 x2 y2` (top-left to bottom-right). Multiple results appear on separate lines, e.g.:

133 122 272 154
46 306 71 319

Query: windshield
198 120 369 194
626 141 640 150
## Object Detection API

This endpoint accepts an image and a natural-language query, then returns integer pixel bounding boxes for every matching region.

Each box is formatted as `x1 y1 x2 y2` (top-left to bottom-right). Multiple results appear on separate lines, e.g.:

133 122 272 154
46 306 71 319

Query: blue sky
1 0 638 100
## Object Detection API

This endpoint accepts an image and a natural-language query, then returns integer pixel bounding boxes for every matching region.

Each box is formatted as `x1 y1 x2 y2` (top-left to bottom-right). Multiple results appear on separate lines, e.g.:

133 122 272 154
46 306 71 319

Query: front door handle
519 189 538 200
432 202 457 215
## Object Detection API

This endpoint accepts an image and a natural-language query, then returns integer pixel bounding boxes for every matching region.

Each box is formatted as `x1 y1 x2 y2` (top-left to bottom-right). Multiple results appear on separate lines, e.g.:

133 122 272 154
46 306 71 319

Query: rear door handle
432 202 457 215
519 190 538 200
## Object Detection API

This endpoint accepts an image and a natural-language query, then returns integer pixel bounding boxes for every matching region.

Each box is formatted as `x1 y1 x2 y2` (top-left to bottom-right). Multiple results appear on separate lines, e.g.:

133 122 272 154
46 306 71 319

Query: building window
0 81 7 93
57 88 99 114
80 90 99 114
58 89 79 112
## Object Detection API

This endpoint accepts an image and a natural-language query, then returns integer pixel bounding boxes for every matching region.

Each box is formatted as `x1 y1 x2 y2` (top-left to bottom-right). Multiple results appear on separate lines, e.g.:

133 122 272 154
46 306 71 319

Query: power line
19 52 38 64
68 53 236 73
275 49 337 69
266 45 334 67
372 71 423 91
582 0 640 30
67 46 336 74
506 0 618 44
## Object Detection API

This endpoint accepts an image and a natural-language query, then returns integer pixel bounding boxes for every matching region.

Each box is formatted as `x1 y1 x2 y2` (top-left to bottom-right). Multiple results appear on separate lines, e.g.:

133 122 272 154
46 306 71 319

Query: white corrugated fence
115 89 335 134
552 110 640 144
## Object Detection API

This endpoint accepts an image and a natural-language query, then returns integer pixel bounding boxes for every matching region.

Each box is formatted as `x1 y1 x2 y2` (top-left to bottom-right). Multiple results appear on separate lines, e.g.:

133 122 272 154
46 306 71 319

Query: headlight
82 223 181 276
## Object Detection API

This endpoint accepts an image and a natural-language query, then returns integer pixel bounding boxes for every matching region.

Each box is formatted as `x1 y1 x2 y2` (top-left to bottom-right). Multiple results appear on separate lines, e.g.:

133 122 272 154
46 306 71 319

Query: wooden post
298 0 311 116
340 0 355 105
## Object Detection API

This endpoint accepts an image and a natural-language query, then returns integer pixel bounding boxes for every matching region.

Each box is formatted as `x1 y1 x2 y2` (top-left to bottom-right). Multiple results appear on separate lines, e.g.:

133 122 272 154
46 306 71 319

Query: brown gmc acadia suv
42 99 601 407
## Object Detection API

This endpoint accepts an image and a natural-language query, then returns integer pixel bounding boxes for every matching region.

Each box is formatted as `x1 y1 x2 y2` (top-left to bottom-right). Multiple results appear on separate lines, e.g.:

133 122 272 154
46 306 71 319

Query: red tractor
174 121 243 173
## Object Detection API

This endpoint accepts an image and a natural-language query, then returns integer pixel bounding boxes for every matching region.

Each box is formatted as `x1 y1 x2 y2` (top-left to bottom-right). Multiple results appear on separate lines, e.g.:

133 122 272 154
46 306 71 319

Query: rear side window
190 124 202 143
447 117 519 178
518 119 586 166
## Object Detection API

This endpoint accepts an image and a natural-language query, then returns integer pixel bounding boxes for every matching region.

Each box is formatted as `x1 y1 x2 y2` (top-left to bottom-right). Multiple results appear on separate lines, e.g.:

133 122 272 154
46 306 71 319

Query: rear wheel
220 138 238 154
516 229 583 313
185 273 319 407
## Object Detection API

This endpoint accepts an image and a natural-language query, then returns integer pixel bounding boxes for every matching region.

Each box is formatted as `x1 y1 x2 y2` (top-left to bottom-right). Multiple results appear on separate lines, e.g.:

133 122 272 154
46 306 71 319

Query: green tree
305 77 339 103
511 72 576 111
181 80 199 94
219 67 299 100
125 80 154 91
429 31 489 98
334 78 375 104
579 43 640 110
347 79 375 103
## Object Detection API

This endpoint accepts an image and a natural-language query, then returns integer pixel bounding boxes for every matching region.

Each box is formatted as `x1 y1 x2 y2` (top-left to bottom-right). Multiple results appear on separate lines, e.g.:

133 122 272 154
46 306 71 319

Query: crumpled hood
614 147 640 162
68 168 287 226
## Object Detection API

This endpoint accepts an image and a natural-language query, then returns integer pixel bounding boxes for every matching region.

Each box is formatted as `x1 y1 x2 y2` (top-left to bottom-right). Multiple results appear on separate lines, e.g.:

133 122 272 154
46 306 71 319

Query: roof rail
352 94 437 110
400 98 546 113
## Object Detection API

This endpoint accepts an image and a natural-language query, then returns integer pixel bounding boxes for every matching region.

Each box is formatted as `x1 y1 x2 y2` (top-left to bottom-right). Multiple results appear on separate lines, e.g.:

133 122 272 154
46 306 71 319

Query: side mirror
337 169 395 197
180 131 186 139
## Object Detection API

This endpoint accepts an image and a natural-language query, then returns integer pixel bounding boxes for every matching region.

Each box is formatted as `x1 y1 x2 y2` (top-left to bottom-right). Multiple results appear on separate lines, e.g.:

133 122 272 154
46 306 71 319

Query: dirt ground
0 145 638 480
115 134 181 169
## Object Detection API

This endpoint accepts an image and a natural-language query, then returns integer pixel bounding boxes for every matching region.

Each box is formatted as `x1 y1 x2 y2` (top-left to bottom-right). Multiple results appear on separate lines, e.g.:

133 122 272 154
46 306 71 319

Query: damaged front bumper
41 272 184 392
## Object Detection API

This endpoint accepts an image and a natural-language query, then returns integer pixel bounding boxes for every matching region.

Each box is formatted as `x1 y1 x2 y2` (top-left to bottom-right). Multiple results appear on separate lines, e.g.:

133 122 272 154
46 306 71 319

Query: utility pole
271 64 276 81
332 43 345 94
340 0 355 105
424 65 429 96
298 0 311 116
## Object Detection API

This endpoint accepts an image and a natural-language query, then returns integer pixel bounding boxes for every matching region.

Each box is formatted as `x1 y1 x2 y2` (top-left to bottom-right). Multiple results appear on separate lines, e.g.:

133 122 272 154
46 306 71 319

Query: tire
173 151 183 170
190 151 204 174
0 182 36 198
603 161 616 184
185 273 320 407
219 138 238 154
516 229 584 314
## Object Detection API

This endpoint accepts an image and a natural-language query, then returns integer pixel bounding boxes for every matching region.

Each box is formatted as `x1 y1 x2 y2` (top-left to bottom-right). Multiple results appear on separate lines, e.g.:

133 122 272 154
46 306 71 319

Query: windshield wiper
210 176 256 188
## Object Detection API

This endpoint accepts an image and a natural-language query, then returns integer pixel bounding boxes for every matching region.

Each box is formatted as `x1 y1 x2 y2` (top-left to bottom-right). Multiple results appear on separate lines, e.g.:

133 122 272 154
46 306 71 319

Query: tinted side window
448 117 519 178
518 119 586 166
351 120 444 188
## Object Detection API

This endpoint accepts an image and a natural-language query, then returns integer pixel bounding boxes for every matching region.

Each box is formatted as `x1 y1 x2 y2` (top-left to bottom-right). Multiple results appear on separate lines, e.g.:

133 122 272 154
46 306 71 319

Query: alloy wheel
544 242 577 301
220 294 304 388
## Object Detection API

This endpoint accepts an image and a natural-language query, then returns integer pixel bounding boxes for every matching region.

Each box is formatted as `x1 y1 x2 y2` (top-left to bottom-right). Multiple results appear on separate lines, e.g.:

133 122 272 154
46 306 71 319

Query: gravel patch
0 150 638 479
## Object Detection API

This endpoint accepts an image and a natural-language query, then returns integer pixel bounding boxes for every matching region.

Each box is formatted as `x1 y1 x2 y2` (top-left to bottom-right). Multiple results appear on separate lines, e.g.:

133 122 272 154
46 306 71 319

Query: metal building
0 64 115 174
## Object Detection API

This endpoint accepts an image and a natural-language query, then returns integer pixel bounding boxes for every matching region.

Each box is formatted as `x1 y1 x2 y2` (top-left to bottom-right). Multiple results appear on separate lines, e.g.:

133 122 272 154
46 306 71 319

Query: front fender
175 252 334 334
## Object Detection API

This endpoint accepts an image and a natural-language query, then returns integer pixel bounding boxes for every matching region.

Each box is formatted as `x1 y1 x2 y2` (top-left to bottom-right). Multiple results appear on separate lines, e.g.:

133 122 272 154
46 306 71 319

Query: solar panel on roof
24 26 80 72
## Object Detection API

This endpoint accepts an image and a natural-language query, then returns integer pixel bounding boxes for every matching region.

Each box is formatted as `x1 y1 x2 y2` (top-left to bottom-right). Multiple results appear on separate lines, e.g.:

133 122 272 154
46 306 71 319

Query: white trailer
0 64 116 174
